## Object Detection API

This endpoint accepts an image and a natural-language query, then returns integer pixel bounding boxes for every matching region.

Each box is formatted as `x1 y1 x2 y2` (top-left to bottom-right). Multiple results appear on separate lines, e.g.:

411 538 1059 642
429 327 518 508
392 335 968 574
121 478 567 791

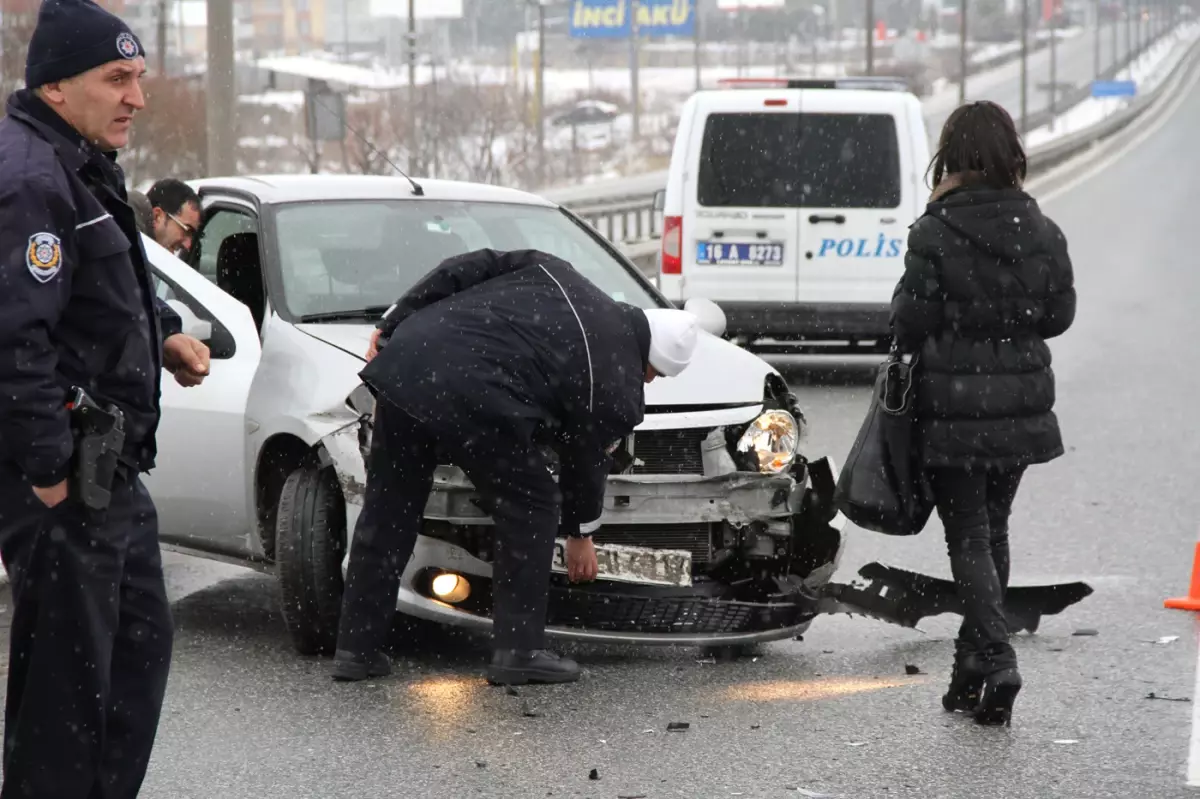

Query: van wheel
276 463 346 656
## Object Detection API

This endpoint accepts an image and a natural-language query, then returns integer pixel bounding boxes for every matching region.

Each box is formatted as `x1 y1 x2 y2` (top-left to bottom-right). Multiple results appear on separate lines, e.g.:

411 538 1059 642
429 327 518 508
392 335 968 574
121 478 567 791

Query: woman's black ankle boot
973 667 1022 726
942 652 984 713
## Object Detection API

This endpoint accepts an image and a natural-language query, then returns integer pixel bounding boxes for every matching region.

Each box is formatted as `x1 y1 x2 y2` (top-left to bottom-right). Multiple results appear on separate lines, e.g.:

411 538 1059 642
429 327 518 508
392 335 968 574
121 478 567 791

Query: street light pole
1049 5 1058 119
1020 0 1028 131
1094 0 1101 78
408 0 418 175
958 0 968 104
631 0 641 141
865 0 875 75
536 0 545 187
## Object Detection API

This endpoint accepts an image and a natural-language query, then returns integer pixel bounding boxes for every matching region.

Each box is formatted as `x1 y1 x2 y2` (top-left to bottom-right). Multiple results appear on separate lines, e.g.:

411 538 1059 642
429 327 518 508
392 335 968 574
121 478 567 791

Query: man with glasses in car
146 177 200 258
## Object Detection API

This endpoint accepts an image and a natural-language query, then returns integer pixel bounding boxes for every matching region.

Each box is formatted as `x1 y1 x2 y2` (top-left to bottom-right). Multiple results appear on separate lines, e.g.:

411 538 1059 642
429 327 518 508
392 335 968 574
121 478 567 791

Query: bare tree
0 7 36 101
124 76 207 185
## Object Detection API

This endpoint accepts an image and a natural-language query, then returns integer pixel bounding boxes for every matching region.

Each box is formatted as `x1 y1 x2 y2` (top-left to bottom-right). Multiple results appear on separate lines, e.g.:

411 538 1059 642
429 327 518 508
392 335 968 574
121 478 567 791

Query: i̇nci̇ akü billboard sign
568 0 696 39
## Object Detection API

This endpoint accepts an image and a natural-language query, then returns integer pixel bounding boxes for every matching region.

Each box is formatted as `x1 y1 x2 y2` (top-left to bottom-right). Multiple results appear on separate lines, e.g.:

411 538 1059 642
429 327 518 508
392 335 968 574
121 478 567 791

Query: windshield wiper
298 306 392 323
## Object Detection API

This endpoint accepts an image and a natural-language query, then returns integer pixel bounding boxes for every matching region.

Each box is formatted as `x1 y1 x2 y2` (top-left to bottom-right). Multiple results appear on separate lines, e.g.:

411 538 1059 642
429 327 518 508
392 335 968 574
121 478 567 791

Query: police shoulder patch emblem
26 232 62 283
116 32 139 59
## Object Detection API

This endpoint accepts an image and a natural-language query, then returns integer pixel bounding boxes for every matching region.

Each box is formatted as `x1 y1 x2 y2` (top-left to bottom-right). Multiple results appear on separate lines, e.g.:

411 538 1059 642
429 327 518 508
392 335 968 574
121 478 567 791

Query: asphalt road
3 64 1200 799
924 24 1139 137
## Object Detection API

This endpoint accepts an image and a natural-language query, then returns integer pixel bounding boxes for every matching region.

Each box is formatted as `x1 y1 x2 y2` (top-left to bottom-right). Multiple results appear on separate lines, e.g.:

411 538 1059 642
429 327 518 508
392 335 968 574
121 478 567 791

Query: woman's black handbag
833 349 935 536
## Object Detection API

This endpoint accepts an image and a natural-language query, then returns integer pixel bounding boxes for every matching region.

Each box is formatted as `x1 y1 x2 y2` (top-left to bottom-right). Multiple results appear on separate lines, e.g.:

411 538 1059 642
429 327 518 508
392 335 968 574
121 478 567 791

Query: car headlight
736 410 800 473
346 383 376 417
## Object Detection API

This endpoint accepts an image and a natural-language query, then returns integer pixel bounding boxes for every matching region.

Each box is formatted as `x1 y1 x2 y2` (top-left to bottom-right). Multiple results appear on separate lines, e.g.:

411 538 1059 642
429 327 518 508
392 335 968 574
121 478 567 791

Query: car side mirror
684 297 726 338
652 188 666 212
167 298 213 342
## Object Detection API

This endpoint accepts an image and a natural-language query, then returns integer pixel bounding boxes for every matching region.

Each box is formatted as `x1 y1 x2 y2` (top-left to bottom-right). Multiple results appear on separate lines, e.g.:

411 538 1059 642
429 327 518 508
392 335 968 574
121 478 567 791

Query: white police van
655 77 931 352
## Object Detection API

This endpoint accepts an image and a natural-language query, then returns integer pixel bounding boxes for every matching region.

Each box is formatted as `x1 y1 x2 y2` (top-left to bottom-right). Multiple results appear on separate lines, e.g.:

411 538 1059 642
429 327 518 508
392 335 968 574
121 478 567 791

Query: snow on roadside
1024 21 1200 149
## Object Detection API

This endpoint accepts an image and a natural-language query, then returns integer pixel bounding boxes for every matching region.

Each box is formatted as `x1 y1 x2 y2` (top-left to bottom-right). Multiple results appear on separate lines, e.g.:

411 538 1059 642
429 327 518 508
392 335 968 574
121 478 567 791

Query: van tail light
662 215 683 275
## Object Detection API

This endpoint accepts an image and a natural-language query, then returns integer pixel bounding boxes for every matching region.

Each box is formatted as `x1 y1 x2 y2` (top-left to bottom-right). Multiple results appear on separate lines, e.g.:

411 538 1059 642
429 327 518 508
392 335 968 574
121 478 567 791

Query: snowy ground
1024 21 1200 148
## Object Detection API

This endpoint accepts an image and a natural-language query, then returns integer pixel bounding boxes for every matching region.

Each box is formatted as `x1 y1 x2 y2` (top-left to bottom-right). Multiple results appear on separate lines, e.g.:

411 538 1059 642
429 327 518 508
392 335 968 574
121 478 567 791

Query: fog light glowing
431 573 470 603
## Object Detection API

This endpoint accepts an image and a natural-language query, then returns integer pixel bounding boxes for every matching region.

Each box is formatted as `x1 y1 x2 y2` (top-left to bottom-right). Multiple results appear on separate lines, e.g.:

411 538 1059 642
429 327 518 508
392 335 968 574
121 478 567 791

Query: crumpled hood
293 322 774 407
927 185 1051 262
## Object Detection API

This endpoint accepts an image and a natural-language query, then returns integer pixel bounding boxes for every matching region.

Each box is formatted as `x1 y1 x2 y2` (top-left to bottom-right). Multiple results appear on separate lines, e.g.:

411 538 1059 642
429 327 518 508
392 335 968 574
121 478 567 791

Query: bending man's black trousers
929 466 1026 672
0 466 173 799
337 401 562 657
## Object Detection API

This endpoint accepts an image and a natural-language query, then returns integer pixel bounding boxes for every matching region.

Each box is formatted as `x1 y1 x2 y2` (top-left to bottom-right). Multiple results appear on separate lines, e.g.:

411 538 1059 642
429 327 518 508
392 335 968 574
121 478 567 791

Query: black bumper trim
717 301 892 340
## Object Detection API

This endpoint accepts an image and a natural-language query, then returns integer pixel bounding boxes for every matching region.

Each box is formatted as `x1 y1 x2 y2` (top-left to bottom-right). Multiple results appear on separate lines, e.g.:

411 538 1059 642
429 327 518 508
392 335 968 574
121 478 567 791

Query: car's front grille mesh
631 429 709 475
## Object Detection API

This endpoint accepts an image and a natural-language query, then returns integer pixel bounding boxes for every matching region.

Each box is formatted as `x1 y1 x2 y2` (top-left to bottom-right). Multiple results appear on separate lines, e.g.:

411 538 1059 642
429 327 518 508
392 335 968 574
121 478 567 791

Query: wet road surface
3 54 1200 799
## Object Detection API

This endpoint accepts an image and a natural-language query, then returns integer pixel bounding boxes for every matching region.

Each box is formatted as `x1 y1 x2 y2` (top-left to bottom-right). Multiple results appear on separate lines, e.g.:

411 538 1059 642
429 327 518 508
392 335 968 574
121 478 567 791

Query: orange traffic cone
1165 542 1200 610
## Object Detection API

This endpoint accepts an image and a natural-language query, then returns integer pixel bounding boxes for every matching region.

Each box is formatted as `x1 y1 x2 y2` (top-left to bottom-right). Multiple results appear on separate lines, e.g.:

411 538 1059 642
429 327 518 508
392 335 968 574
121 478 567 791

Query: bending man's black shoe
331 649 393 682
487 649 581 686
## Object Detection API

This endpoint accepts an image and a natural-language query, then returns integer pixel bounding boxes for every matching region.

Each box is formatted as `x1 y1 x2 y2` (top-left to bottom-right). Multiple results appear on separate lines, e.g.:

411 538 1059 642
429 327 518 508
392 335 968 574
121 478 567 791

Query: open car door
140 234 263 557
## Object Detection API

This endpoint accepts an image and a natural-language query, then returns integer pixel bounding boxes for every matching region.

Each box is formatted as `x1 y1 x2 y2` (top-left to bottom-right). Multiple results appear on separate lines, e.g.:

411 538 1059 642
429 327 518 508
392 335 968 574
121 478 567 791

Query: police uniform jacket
890 179 1076 471
0 89 183 488
363 248 652 537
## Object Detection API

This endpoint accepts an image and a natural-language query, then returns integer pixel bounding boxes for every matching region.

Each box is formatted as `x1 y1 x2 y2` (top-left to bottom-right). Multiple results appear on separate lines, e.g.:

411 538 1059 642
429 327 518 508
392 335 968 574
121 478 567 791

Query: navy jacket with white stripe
364 248 651 535
0 89 182 488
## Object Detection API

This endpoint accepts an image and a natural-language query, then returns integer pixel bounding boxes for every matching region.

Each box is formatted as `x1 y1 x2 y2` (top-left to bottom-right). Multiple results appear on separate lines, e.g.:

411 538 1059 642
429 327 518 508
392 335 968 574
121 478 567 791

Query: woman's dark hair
926 100 1027 191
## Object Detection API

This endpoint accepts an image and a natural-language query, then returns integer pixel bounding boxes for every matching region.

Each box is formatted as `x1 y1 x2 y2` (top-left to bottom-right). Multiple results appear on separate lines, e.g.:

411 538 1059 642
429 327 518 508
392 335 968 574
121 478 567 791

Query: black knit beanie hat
25 0 144 89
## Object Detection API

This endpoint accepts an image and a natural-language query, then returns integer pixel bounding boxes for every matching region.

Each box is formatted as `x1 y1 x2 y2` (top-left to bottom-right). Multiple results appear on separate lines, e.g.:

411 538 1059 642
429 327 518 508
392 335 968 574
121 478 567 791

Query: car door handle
808 214 846 224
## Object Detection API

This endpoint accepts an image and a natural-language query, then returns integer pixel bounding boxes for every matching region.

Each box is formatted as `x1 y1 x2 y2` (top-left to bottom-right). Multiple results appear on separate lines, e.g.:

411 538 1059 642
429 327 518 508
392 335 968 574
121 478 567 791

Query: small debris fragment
696 658 717 665
795 789 836 798
588 768 599 781
667 722 690 732
1049 647 1064 652
1072 628 1099 637
1154 636 1180 645
822 650 835 654
1147 692 1191 702
505 686 520 696
905 664 921 675
700 714 710 719
466 728 477 734
521 702 541 718
750 724 761 730
847 741 868 747
475 760 488 768
642 729 655 734
1053 739 1080 745
618 795 647 799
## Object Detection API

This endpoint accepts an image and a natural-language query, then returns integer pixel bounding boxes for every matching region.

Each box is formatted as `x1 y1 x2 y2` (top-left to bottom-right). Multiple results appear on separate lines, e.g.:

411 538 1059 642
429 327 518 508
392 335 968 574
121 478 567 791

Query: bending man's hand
366 328 382 362
566 536 599 583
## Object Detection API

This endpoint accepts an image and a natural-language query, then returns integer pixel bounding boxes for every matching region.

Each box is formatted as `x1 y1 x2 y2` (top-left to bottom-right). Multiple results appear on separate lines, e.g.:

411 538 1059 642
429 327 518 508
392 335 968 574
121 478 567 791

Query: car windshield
270 199 661 320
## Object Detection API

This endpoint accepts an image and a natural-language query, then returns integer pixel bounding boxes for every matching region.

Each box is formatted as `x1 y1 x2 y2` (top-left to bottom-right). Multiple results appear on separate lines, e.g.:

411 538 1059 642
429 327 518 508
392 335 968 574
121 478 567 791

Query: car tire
276 463 346 656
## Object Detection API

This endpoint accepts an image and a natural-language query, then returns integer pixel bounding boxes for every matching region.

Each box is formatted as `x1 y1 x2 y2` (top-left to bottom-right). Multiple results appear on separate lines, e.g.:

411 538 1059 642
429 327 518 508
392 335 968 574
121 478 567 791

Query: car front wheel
276 462 345 656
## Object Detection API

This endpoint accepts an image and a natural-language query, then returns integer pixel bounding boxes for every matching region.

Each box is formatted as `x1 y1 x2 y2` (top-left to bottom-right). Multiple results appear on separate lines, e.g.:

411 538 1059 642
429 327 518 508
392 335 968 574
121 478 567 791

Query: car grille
545 590 816 635
631 429 709 475
592 523 716 569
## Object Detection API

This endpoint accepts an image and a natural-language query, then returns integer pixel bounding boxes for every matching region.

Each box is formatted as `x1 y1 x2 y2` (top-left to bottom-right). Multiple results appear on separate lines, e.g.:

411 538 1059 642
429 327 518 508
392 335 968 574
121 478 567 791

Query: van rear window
696 112 902 209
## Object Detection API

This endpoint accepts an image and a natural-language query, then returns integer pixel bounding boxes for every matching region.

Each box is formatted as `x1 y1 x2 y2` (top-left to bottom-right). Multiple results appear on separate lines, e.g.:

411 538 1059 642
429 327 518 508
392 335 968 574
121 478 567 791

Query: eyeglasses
165 210 197 238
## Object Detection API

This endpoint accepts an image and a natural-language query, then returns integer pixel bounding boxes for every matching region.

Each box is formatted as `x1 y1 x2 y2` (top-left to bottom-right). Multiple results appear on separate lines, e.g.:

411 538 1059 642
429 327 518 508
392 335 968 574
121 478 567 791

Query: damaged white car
141 175 1092 657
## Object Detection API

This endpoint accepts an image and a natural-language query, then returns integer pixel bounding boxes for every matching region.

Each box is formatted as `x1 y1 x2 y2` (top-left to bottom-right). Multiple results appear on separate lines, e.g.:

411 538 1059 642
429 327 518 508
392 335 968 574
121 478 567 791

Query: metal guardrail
551 23 1195 272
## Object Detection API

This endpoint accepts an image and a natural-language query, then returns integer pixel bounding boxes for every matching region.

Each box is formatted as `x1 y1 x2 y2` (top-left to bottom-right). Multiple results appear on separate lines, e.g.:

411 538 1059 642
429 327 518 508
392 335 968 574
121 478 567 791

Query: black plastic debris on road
475 760 488 769
1073 628 1099 636
667 721 690 732
905 664 921 675
1146 691 1191 702
588 768 599 781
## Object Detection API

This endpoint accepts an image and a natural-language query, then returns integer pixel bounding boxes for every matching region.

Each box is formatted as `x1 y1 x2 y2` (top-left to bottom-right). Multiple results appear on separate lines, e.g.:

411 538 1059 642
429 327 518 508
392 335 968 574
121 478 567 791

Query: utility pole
535 0 545 187
630 0 641 141
865 0 875 75
157 0 168 75
408 0 418 175
1094 0 1101 78
693 1 702 92
205 0 237 177
1126 0 1132 63
958 0 968 104
1049 6 1058 119
1111 1 1118 67
1020 0 1028 132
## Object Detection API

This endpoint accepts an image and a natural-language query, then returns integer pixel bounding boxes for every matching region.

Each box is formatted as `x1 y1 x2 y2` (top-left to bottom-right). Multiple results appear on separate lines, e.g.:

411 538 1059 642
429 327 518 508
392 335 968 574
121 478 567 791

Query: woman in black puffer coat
891 100 1076 727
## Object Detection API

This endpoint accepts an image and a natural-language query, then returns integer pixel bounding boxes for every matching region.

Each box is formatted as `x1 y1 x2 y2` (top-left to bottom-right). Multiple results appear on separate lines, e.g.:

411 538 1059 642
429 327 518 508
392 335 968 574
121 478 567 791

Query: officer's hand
164 334 211 387
32 479 68 509
366 329 382 362
566 536 599 583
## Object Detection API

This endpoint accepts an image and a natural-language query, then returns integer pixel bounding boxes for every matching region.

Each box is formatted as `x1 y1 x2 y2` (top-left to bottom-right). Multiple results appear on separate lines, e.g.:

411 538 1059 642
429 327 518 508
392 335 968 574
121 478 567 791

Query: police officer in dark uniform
0 1 211 796
332 248 699 686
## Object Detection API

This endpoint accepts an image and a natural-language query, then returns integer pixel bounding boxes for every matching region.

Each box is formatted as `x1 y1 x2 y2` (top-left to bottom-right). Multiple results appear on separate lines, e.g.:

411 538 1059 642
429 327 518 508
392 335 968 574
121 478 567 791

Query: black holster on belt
66 386 126 513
